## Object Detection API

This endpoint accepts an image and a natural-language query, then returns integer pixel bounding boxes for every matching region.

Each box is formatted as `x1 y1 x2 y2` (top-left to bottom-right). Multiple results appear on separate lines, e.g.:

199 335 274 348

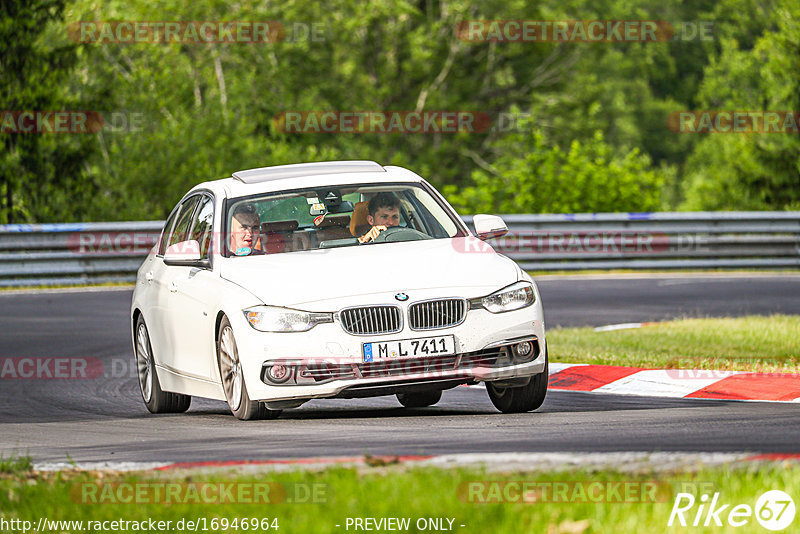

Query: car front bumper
232 299 546 403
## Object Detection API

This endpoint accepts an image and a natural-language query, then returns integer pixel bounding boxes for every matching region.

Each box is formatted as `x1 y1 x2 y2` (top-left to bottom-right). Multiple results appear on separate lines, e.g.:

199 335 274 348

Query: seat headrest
350 201 371 236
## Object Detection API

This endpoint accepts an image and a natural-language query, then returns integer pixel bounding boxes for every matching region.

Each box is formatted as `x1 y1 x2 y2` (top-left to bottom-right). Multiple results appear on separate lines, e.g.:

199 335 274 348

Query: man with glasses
229 203 263 256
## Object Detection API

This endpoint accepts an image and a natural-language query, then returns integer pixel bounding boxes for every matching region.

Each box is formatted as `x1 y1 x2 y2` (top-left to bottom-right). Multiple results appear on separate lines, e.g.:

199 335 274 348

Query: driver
229 203 263 255
358 192 401 243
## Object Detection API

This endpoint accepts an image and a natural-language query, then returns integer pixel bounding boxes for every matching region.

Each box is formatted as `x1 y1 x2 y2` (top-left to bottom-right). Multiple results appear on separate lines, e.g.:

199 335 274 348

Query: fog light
513 341 533 360
266 363 292 384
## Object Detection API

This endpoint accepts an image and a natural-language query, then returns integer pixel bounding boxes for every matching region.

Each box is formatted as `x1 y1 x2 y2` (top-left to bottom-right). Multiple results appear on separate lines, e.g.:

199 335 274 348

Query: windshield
225 183 462 256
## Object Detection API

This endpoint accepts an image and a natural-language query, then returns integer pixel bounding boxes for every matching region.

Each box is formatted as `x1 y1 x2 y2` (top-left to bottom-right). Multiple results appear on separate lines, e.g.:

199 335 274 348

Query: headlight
243 306 333 332
471 281 535 313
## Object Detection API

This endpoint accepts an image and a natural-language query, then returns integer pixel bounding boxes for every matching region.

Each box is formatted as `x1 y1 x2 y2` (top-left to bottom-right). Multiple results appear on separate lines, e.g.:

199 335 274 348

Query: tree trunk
3 174 11 225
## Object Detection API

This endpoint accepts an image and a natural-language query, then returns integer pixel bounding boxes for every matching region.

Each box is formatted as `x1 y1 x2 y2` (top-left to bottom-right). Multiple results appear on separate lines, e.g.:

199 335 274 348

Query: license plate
362 335 456 363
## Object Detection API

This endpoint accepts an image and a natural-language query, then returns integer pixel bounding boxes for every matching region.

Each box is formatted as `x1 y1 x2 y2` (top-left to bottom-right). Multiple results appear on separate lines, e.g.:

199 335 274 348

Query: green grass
528 269 800 277
1 464 798 533
0 455 33 474
548 315 800 371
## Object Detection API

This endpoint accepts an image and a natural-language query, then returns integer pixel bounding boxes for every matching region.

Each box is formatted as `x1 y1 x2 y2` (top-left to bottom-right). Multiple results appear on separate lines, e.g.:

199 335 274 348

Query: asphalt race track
1 274 799 464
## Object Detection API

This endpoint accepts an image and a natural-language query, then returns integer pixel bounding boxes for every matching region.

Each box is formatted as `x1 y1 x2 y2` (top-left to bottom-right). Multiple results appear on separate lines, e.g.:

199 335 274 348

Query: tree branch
212 47 228 123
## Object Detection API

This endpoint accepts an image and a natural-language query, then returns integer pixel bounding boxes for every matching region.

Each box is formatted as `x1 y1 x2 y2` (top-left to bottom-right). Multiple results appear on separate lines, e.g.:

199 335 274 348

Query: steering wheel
371 226 431 243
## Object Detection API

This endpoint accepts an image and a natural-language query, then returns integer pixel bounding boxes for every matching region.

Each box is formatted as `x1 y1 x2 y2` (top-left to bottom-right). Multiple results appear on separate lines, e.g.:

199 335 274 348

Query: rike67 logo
669 490 795 531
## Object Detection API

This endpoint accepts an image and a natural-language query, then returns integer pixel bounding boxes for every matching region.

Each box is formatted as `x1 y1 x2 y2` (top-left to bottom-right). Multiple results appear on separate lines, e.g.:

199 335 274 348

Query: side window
189 195 214 260
157 206 181 256
166 196 201 250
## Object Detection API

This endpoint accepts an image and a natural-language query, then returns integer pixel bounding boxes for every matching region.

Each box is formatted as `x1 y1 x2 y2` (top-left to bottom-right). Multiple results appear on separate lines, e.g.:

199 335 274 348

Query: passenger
229 203 263 255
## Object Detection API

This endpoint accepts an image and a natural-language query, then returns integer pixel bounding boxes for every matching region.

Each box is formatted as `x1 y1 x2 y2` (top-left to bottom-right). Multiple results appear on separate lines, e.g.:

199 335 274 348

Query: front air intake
339 305 402 335
408 298 466 330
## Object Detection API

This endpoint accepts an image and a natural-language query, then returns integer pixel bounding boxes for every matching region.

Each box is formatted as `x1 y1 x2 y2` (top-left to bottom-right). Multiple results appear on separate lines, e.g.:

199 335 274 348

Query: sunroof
232 161 385 184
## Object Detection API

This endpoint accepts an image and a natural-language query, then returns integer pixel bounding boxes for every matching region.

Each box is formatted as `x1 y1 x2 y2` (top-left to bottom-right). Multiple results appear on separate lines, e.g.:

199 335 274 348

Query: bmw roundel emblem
395 292 409 302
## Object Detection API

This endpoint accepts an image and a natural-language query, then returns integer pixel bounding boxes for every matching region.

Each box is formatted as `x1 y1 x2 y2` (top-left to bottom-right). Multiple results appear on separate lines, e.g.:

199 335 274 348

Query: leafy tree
443 129 665 214
3 0 794 221
0 0 101 223
680 0 800 210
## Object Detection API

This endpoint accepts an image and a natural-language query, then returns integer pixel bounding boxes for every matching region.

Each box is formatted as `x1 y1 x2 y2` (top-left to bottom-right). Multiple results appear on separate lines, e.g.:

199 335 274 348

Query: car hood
219 237 519 308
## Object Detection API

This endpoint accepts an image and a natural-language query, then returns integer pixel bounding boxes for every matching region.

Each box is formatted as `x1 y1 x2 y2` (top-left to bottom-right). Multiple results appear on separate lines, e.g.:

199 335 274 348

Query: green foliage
1 0 797 221
680 0 800 210
444 130 665 214
0 0 102 223
3 463 800 534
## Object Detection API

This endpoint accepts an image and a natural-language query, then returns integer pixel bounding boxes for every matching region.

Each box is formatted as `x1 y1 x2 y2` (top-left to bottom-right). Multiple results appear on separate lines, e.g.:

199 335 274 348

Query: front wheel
134 316 191 414
487 351 548 414
217 316 281 421
396 390 442 408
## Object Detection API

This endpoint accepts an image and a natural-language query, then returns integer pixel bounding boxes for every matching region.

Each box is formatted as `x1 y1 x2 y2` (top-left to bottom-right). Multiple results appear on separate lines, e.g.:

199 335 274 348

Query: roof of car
190 161 425 198
232 160 385 183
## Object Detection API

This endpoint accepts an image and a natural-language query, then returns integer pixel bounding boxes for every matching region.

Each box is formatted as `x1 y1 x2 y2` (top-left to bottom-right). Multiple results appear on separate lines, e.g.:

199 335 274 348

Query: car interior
228 185 455 256
255 201 379 253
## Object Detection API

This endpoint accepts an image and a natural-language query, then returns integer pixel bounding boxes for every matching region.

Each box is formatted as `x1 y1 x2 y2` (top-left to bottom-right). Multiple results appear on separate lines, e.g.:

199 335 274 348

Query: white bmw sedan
131 161 548 420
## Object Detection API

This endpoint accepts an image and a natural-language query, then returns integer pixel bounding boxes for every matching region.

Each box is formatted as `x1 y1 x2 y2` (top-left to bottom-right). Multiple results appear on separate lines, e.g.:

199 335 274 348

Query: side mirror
473 214 508 240
163 240 205 266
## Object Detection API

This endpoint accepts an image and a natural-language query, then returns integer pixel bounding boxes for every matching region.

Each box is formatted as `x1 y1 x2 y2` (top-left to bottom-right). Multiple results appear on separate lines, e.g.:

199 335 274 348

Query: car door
139 199 182 365
148 194 201 374
161 193 218 381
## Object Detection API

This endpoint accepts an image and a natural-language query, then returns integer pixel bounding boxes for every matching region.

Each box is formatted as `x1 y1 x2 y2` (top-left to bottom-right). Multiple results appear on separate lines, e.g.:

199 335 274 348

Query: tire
396 390 442 408
134 316 191 414
487 350 548 414
217 316 281 421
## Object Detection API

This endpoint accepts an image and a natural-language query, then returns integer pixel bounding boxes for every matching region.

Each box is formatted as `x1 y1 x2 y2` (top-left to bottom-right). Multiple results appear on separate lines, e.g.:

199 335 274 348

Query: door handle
168 281 178 293
145 271 154 283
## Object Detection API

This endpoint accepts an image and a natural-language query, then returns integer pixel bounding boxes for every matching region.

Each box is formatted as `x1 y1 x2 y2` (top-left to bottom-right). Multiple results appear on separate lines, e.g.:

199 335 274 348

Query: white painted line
548 362 588 374
35 461 171 472
593 369 744 398
418 452 753 472
36 452 765 474
593 323 643 332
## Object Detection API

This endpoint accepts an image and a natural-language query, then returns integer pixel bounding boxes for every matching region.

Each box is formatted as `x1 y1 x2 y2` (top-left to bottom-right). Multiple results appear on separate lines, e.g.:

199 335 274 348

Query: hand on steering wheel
358 225 387 243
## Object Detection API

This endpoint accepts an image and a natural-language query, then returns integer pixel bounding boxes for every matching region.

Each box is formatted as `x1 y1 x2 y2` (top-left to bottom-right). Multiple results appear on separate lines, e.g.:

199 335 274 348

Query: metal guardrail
0 212 798 286
0 221 162 287
464 211 800 271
